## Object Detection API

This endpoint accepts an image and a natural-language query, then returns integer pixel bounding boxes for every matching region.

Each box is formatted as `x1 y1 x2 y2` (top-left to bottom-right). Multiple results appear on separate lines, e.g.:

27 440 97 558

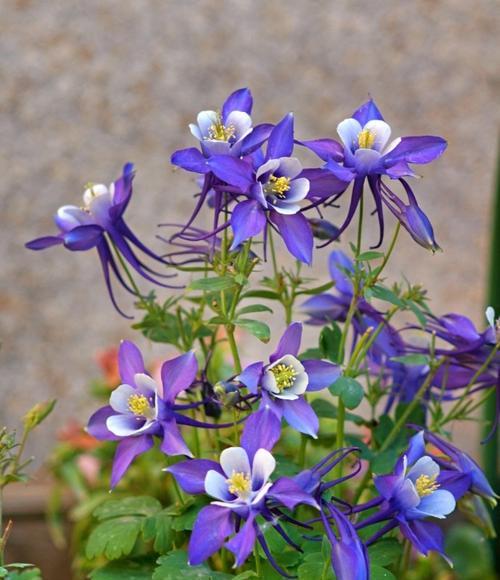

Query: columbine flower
486 306 500 344
237 322 340 449
166 444 317 573
26 164 175 317
308 98 446 250
357 432 457 561
87 340 199 487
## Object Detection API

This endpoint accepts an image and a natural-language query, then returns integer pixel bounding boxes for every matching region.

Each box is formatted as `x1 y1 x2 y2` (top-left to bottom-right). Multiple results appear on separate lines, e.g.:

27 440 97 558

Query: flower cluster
27 89 498 578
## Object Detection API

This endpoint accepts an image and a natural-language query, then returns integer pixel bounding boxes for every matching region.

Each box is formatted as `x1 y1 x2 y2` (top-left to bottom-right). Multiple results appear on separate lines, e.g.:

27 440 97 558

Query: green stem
380 360 444 453
372 222 401 284
336 400 346 450
227 327 242 374
253 546 262 578
299 435 308 469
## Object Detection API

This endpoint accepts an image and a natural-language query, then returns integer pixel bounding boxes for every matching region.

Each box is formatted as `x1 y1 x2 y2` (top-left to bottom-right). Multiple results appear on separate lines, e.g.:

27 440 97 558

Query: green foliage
153 551 231 579
319 323 343 364
329 376 364 409
233 318 271 343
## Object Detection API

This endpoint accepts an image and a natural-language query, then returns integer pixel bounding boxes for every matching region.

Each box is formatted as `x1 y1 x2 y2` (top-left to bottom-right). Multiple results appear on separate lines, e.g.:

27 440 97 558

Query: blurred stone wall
1 0 498 465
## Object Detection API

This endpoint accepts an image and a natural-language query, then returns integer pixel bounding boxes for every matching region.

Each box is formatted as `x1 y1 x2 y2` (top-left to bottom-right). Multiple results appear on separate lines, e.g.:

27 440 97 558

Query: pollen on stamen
206 113 236 142
127 393 150 416
358 129 375 149
415 473 440 497
270 363 298 392
226 471 252 497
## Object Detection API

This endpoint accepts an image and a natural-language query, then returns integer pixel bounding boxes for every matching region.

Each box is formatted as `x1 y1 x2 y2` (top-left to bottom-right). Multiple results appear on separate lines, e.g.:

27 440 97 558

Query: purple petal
109 163 135 218
241 406 281 463
405 431 426 465
268 476 318 510
171 148 209 173
63 224 103 251
87 406 120 441
222 87 253 118
302 359 341 391
383 136 447 166
352 98 384 125
207 156 254 190
230 200 266 249
161 351 198 403
118 340 145 385
188 505 235 565
399 519 447 558
160 419 193 457
237 361 264 393
25 235 64 250
324 159 356 183
240 123 274 156
110 435 154 488
301 168 349 200
271 322 303 361
298 138 344 162
225 516 257 567
166 459 223 494
266 113 294 160
329 249 355 295
270 211 313 265
282 397 319 438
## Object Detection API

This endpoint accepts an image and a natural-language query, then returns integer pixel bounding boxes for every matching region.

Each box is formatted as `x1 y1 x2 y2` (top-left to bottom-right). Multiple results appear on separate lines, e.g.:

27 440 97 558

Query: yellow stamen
207 113 236 142
266 175 291 199
358 129 375 149
127 394 151 417
415 474 440 497
270 363 298 392
226 471 252 498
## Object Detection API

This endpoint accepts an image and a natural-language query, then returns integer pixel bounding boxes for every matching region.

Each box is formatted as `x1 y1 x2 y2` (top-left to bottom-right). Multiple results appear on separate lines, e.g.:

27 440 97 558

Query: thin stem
299 435 308 469
253 546 261 577
372 222 401 284
227 328 242 374
336 399 346 452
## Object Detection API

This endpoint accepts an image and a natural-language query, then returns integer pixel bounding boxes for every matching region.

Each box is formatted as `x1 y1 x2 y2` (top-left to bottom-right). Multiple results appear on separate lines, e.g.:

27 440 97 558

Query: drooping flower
26 164 175 317
307 98 446 250
166 444 317 574
237 322 341 448
87 340 202 487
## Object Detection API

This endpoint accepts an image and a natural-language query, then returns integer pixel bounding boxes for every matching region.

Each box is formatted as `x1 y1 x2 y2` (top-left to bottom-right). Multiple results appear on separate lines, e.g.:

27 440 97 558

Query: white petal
384 137 401 154
261 371 280 395
416 489 456 519
109 384 136 413
337 118 362 151
196 110 218 136
270 201 301 215
486 306 496 329
285 177 310 202
250 482 273 506
252 449 276 489
363 120 392 152
276 157 303 179
55 205 90 231
204 470 233 501
83 183 109 207
407 456 440 482
286 372 309 396
134 373 158 395
220 447 251 478
189 123 202 140
256 159 280 180
354 148 381 173
106 414 151 437
225 111 252 140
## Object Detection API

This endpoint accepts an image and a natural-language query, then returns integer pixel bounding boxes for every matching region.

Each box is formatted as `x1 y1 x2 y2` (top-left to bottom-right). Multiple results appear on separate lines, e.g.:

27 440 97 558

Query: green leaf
370 565 396 580
319 323 342 363
94 496 162 520
369 285 405 307
242 289 280 300
236 304 273 316
356 251 385 261
189 276 236 292
233 573 258 579
390 354 430 366
153 551 231 579
86 518 142 560
234 318 271 343
295 281 335 296
170 502 201 531
142 511 173 553
299 348 323 360
329 376 364 409
368 538 402 566
297 553 333 580
89 560 155 580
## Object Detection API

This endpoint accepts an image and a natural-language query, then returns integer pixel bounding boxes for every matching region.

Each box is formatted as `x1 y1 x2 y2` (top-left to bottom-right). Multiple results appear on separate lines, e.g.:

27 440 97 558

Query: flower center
127 394 151 417
265 175 291 199
270 363 298 392
226 471 252 498
207 113 236 142
415 474 440 497
358 129 375 149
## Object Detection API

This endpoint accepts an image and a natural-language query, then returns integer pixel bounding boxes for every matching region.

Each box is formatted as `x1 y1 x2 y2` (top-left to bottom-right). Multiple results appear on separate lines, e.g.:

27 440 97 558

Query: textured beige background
1 0 499 462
